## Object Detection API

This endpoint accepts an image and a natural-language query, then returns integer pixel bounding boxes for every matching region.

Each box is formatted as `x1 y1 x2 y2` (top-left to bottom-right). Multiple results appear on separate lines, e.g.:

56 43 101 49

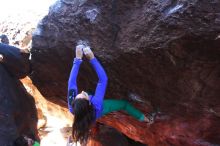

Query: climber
13 135 40 146
67 44 154 144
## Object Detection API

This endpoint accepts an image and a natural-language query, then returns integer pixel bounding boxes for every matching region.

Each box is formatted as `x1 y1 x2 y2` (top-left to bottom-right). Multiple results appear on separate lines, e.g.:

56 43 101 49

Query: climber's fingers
75 45 84 59
83 46 94 60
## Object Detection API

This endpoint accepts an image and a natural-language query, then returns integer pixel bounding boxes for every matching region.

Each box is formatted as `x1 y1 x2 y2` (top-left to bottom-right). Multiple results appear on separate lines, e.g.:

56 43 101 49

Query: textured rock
0 65 38 146
98 111 220 146
87 123 146 146
0 17 34 50
0 43 30 79
87 124 130 146
31 0 220 145
0 0 55 50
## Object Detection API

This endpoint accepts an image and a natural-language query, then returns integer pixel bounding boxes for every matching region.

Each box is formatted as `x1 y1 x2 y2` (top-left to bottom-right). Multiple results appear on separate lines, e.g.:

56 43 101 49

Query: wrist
87 53 95 60
74 58 83 64
75 56 82 60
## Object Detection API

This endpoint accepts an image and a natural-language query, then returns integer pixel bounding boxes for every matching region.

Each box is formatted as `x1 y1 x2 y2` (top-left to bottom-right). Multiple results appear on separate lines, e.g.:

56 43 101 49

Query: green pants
102 99 145 121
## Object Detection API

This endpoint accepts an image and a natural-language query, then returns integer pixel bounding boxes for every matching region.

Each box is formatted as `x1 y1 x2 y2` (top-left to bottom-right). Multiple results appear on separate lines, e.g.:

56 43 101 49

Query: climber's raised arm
83 46 108 118
67 45 84 113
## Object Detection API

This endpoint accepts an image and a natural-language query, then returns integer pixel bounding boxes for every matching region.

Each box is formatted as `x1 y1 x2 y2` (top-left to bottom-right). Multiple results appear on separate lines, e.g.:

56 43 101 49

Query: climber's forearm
67 58 82 113
90 58 108 118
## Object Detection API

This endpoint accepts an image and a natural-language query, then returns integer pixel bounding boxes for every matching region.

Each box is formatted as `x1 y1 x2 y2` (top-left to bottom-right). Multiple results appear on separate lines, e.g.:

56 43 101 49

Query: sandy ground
21 77 79 146
38 116 73 146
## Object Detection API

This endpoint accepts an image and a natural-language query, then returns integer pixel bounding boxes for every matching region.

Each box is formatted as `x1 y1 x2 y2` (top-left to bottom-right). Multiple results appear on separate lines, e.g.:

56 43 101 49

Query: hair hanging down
72 98 95 144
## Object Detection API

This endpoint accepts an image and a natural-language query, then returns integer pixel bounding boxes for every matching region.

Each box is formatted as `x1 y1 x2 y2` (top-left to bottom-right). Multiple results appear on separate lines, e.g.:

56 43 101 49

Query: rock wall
0 43 30 78
0 44 38 146
30 0 220 146
87 124 131 146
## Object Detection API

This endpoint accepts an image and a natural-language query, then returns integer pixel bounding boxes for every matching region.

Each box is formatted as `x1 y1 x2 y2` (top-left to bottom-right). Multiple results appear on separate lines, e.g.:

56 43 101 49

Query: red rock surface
30 0 220 145
98 111 220 146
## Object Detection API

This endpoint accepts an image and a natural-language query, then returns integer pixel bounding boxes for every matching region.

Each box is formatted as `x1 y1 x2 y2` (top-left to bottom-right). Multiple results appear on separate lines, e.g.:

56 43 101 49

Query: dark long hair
72 98 95 144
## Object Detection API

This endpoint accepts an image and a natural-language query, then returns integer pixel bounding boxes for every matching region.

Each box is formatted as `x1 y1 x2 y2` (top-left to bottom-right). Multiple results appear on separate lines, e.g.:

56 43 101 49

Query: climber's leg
103 99 145 121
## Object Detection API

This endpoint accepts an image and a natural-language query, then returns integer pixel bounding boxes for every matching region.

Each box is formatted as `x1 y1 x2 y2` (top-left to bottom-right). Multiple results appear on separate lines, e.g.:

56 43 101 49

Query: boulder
31 0 220 145
0 64 38 145
87 124 130 146
0 43 30 79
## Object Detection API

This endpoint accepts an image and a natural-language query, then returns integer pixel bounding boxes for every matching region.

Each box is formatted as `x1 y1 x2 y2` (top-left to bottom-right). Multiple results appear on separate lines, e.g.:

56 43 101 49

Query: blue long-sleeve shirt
67 57 108 119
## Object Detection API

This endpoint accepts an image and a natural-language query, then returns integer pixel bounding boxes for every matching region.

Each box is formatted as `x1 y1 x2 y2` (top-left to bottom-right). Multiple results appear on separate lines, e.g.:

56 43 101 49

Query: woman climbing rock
67 43 154 144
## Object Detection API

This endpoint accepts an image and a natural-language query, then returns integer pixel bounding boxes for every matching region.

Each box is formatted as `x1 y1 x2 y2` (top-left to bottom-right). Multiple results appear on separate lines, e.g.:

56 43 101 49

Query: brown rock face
31 0 220 145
